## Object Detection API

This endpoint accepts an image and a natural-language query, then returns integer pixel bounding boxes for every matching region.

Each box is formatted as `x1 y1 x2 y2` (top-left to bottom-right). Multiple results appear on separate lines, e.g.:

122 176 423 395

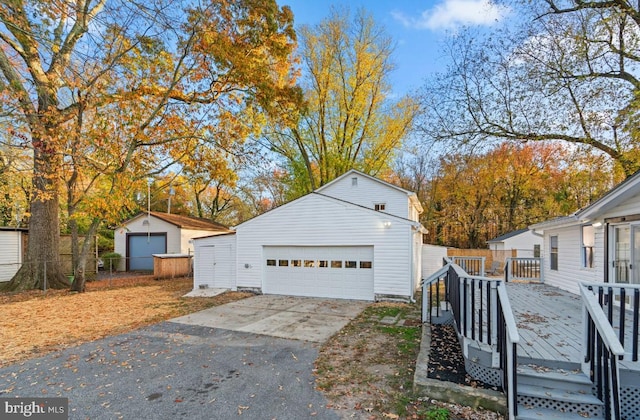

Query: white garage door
263 246 374 300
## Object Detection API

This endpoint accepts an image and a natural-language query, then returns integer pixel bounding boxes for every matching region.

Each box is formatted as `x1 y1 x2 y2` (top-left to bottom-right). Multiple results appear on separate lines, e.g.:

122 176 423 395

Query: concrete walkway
171 294 369 343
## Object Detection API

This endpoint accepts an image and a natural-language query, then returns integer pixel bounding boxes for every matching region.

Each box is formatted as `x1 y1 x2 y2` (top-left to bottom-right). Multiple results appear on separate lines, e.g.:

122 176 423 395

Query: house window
360 261 372 269
374 203 386 211
291 259 301 267
533 244 541 258
278 259 289 267
266 259 276 266
345 261 357 268
550 236 558 271
304 260 315 268
319 260 328 268
582 225 595 268
331 260 342 268
352 177 358 186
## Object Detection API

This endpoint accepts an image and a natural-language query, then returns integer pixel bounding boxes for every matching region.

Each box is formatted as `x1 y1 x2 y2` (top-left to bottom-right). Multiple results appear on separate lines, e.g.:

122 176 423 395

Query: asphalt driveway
0 295 368 419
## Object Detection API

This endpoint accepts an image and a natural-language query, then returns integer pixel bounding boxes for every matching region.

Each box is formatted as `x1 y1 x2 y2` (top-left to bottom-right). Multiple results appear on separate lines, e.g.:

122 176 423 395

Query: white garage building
193 170 426 301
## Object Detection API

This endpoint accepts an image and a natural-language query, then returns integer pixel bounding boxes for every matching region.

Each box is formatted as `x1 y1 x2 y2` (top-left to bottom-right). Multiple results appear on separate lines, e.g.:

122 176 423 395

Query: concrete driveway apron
0 295 368 419
171 295 369 343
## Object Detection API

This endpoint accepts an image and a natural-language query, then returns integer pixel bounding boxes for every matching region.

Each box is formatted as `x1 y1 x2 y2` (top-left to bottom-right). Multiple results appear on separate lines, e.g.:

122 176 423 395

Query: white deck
505 282 640 371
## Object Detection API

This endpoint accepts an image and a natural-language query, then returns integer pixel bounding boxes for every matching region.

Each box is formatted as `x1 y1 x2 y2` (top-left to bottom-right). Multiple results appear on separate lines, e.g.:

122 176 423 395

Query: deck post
490 281 499 353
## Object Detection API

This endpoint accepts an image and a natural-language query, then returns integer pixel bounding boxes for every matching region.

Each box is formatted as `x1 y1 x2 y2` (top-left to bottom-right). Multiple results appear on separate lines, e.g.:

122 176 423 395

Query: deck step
517 364 593 392
517 383 603 418
516 405 604 419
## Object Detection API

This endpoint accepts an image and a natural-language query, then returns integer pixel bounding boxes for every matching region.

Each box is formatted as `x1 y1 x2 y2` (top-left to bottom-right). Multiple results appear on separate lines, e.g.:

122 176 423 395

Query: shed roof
123 211 231 233
487 228 530 243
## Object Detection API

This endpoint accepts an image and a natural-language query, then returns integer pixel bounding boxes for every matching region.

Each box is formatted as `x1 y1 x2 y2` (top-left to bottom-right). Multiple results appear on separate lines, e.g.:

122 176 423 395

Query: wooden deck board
505 283 584 363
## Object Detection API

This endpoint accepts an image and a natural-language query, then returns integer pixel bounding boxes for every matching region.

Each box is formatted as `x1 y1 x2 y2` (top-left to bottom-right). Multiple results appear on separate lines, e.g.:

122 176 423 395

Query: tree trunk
71 219 100 292
1 147 68 291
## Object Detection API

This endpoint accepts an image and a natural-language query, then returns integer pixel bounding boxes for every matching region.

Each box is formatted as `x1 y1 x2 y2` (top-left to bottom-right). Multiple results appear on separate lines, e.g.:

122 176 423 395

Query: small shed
114 212 231 272
486 228 543 258
0 227 27 282
153 254 193 279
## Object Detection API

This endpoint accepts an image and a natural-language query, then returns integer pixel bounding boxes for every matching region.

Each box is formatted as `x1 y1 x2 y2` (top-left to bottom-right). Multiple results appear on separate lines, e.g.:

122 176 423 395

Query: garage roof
123 212 232 233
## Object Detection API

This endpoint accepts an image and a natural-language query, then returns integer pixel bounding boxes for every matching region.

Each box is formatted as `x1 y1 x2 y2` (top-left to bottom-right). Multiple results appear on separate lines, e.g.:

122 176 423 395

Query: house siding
319 174 411 219
234 194 414 298
542 225 603 295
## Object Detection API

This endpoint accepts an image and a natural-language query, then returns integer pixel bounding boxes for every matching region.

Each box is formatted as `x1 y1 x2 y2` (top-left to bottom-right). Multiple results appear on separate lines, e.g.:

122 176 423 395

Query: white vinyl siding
318 174 411 219
0 231 22 282
235 194 415 299
543 225 604 295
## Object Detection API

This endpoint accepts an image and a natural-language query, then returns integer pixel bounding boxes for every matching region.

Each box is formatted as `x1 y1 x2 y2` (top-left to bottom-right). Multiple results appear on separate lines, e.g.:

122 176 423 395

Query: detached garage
193 170 426 301
114 212 231 271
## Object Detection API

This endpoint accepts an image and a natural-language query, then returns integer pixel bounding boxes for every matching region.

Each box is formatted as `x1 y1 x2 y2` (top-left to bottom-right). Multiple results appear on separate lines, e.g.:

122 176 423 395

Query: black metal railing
585 283 640 362
447 264 519 418
421 264 449 323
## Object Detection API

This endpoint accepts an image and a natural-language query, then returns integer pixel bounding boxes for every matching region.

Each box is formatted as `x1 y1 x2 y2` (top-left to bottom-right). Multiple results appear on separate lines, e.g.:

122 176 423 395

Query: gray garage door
263 246 374 300
128 234 166 270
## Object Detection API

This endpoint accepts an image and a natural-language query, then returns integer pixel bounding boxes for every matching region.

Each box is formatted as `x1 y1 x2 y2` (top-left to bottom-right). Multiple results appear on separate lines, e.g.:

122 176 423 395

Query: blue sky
281 0 511 96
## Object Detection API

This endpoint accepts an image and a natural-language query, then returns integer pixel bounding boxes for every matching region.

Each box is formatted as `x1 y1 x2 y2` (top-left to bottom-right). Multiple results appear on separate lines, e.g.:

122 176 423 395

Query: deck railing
497 282 520 420
451 256 485 276
447 264 520 419
579 283 625 420
421 264 450 323
583 282 640 362
504 257 542 283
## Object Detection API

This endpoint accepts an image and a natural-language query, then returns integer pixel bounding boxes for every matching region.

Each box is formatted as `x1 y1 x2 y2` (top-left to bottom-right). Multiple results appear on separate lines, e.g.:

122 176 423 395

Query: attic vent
352 177 358 186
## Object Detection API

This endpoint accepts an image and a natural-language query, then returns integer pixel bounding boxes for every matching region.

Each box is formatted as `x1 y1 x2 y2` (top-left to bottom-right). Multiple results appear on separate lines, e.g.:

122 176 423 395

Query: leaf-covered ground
0 276 252 366
314 300 503 419
427 324 499 391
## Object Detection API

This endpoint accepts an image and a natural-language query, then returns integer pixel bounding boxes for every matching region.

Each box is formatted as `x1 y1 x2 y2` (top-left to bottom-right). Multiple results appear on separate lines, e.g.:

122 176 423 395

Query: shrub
101 252 122 271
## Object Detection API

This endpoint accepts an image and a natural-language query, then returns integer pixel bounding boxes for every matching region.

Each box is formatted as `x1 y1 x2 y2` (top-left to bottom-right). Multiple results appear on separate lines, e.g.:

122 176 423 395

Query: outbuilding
114 212 231 271
486 228 543 258
0 227 27 282
193 170 426 301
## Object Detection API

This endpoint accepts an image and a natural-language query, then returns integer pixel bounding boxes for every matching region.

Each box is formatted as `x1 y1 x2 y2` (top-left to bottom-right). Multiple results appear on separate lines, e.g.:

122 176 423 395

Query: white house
529 170 640 295
486 228 542 258
193 170 426 301
0 227 27 282
114 212 231 271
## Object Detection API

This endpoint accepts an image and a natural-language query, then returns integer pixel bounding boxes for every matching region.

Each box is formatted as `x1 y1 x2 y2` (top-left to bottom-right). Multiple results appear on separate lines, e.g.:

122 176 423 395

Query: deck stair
515 362 604 419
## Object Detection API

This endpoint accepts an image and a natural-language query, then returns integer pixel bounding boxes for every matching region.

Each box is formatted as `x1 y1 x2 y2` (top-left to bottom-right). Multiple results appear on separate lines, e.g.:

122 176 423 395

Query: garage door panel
128 234 166 271
263 246 374 300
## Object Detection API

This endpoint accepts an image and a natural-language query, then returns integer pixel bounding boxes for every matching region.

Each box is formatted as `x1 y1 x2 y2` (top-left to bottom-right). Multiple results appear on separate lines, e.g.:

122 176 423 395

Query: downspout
409 227 415 303
604 222 609 283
